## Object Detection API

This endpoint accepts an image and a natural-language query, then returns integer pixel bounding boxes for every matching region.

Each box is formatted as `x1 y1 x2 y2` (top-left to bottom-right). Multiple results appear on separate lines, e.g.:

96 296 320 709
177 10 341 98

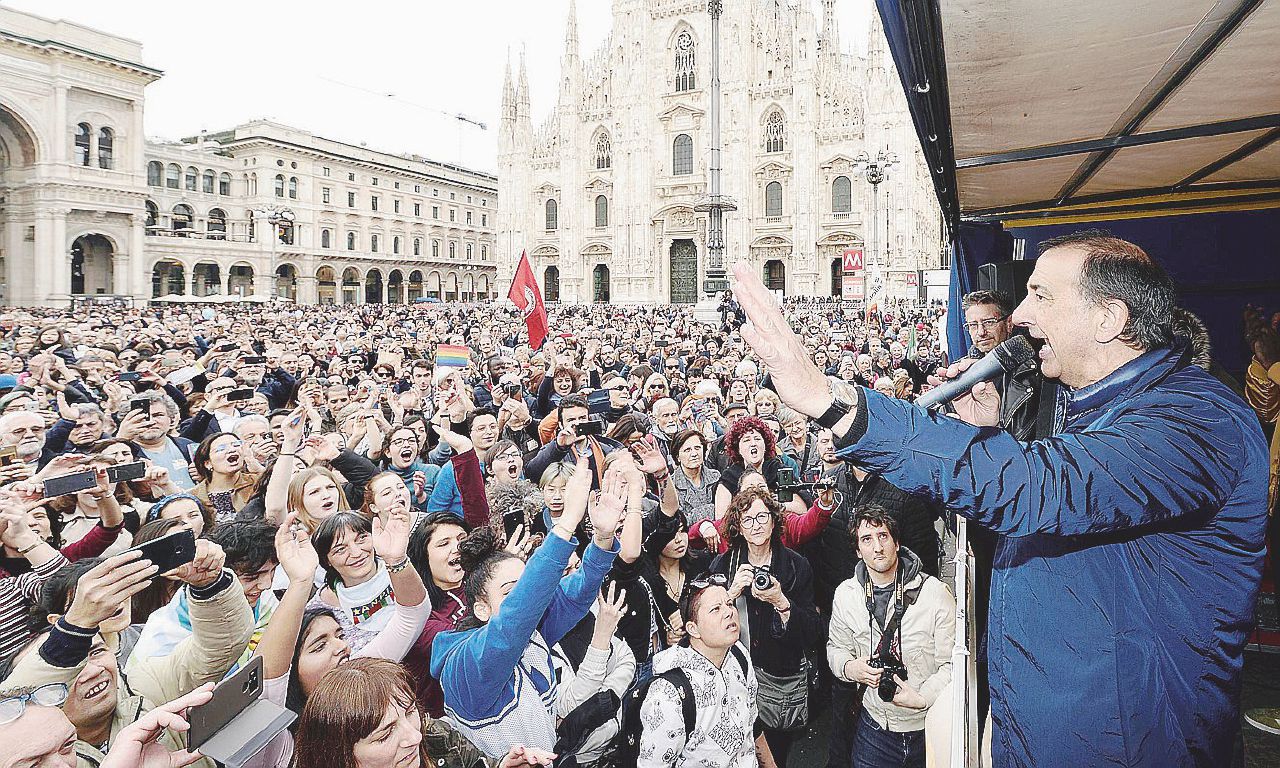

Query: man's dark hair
208 520 278 575
961 290 1013 317
1037 229 1175 351
556 394 589 423
851 505 900 548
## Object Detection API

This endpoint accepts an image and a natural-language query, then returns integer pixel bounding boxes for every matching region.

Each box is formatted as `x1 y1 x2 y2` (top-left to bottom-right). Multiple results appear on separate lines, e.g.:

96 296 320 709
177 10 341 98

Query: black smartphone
106 460 147 484
117 371 142 383
502 505 526 539
0 445 16 467
43 469 99 498
227 388 254 402
777 466 797 486
126 527 196 574
242 356 266 366
215 342 238 353
130 397 150 415
503 382 522 397
575 419 604 437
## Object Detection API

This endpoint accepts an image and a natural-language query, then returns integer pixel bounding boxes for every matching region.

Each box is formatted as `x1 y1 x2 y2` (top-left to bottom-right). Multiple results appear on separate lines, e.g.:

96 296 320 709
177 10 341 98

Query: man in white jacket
638 574 759 768
828 507 955 768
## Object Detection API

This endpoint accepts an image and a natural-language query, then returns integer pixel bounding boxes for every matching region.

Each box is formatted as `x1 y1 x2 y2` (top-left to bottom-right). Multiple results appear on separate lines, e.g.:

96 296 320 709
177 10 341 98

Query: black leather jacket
969 344 1042 441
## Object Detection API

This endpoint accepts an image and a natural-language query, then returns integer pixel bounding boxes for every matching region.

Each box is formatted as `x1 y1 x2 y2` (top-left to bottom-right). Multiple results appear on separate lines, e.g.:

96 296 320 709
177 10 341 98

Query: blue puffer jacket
836 344 1267 767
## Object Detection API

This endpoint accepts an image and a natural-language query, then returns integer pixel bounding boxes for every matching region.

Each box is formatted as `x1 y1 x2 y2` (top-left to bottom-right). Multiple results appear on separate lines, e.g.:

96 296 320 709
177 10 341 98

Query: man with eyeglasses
0 683 80 768
961 290 1041 441
178 376 244 442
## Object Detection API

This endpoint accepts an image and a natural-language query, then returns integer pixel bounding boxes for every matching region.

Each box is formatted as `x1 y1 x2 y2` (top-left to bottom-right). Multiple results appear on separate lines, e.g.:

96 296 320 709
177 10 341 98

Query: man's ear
1094 299 1130 345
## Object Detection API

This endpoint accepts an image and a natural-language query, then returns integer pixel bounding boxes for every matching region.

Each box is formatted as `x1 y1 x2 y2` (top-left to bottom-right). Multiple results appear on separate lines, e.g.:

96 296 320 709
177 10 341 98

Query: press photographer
827 508 954 768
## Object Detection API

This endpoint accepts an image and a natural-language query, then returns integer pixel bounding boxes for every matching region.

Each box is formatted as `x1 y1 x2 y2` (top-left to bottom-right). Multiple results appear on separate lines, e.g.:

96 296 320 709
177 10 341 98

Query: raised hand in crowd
62 550 158 628
99 683 215 768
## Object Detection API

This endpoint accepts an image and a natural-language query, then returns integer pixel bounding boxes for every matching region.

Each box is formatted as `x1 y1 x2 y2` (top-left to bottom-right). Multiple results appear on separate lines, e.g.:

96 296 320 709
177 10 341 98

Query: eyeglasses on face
0 683 68 725
740 512 772 529
963 316 1007 333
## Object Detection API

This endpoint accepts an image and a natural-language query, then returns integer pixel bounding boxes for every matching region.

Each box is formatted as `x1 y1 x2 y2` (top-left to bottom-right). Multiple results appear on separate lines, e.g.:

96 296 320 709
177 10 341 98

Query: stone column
295 274 318 305
53 87 68 164
129 214 147 301
48 210 70 306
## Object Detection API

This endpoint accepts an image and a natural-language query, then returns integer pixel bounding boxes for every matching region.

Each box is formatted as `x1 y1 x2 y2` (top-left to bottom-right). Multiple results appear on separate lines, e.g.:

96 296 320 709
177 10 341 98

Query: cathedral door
669 239 698 304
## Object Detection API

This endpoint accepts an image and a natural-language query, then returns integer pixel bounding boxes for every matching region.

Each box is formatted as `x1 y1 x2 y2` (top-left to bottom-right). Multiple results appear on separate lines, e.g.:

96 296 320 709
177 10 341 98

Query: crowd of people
0 233 1273 768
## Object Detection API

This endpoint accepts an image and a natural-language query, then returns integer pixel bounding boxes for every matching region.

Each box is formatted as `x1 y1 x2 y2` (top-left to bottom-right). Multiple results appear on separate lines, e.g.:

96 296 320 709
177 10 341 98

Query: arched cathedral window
764 110 786 153
675 31 696 92
595 133 611 170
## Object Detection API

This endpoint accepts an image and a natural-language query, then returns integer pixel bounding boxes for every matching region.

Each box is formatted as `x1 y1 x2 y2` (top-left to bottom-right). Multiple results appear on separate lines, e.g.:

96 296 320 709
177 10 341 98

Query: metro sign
841 248 864 273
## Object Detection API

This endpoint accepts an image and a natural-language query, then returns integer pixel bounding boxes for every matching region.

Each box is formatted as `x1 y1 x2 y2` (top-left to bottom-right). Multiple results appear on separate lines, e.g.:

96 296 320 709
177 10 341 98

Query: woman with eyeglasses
190 431 261 526
380 425 440 513
709 487 820 766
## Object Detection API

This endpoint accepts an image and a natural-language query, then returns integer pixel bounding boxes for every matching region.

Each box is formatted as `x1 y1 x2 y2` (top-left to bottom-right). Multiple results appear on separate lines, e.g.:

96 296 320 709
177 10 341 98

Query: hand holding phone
123 528 197 575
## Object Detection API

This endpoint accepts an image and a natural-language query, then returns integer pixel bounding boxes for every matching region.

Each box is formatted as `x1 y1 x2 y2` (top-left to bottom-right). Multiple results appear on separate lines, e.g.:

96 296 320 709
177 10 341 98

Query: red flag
507 251 549 350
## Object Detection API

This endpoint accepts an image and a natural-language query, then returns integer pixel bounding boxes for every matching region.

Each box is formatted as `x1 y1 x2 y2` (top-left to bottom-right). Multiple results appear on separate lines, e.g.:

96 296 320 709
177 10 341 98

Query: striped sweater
0 552 68 657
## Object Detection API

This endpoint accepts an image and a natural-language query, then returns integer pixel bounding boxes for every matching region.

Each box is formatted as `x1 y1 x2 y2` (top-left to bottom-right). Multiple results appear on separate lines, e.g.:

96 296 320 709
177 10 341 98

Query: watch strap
815 398 851 429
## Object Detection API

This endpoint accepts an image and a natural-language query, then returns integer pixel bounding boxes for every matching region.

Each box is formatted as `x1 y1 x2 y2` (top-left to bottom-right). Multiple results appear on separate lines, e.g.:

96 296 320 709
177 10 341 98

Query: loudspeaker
977 260 1036 307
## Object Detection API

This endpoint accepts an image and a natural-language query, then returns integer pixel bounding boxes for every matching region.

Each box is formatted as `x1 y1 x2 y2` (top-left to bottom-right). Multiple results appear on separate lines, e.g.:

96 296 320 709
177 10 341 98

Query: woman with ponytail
429 453 624 759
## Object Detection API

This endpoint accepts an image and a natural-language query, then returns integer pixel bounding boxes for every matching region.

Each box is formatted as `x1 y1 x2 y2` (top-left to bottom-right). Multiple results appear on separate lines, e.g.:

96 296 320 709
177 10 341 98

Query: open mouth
399 448 415 462
83 679 110 699
505 464 520 480
224 452 242 466
320 498 337 513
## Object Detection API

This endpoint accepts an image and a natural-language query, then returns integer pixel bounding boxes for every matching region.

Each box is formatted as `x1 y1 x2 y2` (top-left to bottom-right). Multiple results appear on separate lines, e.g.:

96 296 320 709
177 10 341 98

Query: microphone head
991 335 1037 371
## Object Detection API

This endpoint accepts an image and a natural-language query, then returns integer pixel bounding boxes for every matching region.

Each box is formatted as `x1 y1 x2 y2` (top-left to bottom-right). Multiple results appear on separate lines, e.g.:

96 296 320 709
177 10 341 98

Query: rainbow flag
434 344 470 369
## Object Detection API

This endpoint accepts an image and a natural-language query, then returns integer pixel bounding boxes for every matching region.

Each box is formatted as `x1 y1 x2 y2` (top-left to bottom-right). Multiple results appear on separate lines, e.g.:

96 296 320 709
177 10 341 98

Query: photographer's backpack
596 645 748 768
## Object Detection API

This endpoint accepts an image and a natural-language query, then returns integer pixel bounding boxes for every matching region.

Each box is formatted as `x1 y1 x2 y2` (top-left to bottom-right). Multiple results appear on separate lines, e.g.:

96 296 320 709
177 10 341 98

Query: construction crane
318 76 487 163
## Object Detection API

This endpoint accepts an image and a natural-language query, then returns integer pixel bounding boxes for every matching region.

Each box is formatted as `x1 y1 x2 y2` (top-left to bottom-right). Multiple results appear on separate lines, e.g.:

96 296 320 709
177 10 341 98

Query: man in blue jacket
730 231 1268 767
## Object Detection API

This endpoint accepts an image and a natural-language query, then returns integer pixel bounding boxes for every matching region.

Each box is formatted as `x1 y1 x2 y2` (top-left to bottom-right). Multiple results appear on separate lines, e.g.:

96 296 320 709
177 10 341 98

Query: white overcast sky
5 0 872 174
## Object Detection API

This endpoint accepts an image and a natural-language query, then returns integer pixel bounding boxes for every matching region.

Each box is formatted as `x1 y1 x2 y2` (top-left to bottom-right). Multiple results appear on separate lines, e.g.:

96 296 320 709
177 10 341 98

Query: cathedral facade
496 0 944 304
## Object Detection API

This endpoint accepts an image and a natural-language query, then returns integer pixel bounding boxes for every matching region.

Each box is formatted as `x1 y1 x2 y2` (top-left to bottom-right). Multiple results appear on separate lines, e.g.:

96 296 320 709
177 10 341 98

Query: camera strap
866 575 916 663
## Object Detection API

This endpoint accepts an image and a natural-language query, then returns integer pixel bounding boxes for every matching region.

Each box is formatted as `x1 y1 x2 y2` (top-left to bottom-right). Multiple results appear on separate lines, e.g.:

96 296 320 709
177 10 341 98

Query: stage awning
877 0 1280 227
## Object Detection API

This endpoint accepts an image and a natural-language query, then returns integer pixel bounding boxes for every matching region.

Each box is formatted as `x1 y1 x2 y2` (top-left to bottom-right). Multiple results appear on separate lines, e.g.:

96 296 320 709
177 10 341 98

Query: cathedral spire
868 6 888 80
564 0 579 63
517 46 530 120
501 53 516 126
821 0 840 60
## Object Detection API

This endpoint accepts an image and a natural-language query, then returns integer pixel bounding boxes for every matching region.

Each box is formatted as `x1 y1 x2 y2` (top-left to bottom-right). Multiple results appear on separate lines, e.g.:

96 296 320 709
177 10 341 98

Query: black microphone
913 336 1037 410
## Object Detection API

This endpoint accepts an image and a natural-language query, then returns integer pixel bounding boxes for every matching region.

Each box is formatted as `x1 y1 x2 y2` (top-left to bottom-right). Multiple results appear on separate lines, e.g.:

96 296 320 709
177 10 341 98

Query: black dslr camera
868 653 908 702
774 467 837 503
751 565 774 592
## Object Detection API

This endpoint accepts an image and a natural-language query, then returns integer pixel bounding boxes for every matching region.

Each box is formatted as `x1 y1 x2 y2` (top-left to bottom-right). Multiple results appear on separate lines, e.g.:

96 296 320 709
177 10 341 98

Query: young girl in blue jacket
430 453 623 759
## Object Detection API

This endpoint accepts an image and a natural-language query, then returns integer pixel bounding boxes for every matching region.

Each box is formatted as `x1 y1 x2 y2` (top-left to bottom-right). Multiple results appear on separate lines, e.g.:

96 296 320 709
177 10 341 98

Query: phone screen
227 388 254 402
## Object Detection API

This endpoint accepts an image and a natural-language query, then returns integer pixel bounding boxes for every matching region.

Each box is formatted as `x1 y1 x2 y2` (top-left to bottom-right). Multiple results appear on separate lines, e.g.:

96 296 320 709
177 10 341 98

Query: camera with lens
751 565 774 592
775 466 837 503
868 653 908 702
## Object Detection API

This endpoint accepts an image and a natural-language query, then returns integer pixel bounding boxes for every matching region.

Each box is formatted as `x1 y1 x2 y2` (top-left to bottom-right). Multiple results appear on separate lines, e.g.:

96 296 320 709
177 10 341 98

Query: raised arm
264 407 306 524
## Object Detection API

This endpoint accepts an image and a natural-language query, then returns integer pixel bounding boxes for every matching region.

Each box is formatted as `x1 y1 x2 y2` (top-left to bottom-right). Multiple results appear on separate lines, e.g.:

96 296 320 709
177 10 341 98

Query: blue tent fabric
945 222 1014 358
